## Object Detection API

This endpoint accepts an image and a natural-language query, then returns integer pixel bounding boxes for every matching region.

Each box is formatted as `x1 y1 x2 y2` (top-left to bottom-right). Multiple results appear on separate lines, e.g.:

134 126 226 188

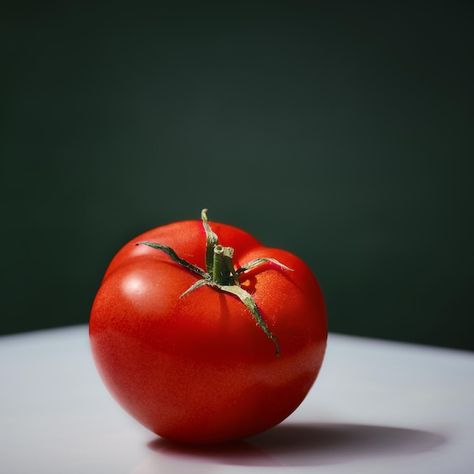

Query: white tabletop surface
0 326 473 474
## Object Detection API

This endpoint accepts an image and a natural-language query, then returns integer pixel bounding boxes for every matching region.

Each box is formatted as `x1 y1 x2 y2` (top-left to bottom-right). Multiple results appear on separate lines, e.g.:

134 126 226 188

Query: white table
1 326 473 474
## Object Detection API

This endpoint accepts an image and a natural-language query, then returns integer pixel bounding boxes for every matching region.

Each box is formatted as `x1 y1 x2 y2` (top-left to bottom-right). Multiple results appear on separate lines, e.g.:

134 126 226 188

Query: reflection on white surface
1 327 473 474
131 422 445 473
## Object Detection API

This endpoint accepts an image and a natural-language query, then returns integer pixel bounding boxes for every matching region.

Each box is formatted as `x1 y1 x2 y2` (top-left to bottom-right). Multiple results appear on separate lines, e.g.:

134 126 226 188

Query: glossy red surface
90 219 327 443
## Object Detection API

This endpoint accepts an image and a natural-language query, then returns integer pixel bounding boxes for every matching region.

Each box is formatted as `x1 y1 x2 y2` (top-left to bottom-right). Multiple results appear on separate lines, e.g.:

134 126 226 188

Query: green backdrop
2 1 473 350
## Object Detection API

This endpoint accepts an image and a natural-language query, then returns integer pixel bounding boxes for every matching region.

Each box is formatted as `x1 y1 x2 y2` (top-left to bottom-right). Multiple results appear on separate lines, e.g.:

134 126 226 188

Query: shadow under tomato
141 422 446 469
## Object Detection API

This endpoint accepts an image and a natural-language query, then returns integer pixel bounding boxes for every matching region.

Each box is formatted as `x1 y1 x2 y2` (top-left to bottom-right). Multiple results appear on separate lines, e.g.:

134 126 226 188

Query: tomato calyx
136 209 293 356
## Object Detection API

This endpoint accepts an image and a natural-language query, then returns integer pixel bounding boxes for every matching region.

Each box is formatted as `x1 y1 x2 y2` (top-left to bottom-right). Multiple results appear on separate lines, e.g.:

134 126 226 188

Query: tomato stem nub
137 209 292 356
212 245 238 286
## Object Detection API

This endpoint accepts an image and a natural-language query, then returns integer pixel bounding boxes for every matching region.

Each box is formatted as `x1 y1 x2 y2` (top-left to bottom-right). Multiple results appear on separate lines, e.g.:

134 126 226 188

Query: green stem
212 245 236 285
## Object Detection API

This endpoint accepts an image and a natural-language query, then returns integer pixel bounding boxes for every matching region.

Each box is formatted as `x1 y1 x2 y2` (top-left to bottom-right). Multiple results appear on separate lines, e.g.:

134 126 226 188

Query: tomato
89 210 327 444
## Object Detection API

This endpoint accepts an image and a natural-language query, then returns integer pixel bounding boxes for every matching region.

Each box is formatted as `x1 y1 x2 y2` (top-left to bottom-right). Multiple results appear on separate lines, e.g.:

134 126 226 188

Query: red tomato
89 211 327 444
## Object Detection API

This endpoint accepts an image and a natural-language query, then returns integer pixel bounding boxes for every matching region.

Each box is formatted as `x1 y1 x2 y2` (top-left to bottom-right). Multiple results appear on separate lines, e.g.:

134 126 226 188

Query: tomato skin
90 219 327 444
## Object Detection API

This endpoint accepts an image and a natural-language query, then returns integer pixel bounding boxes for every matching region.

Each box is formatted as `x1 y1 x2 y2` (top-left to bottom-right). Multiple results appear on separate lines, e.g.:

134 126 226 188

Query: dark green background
1 2 473 350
